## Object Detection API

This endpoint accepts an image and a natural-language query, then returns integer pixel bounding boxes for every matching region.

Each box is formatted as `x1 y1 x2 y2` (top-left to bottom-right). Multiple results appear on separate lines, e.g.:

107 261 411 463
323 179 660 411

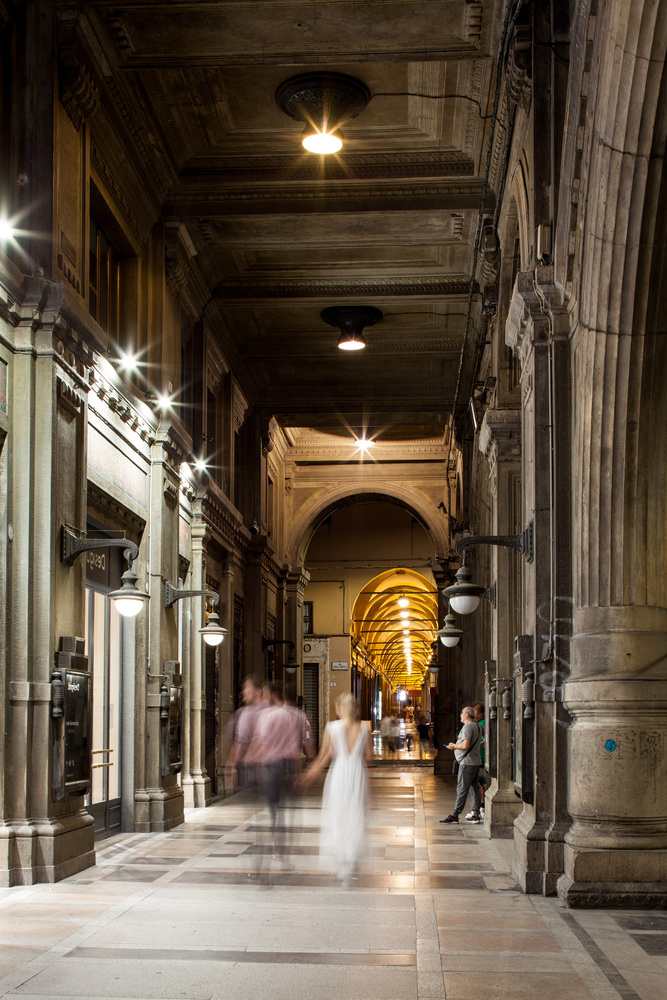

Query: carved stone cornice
213 277 473 300
232 382 248 432
205 333 229 393
57 7 99 132
164 221 200 298
507 20 532 112
479 409 521 468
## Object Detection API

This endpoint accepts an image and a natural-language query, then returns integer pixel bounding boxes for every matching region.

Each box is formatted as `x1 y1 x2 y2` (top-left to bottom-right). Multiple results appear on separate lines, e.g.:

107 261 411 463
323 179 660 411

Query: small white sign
331 661 349 670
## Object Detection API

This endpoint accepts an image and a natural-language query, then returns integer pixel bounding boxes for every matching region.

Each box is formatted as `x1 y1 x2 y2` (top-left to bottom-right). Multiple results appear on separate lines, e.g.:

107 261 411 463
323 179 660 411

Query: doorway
302 662 320 751
84 586 122 838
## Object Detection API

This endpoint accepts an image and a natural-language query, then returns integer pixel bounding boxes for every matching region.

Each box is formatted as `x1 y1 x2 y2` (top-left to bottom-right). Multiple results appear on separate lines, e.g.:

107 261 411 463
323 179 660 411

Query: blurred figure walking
255 682 313 861
298 693 371 886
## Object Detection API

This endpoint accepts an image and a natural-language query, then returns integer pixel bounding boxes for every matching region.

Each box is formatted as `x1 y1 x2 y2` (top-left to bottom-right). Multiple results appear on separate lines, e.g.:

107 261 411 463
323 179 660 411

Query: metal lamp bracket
455 520 534 563
61 524 138 566
164 582 219 609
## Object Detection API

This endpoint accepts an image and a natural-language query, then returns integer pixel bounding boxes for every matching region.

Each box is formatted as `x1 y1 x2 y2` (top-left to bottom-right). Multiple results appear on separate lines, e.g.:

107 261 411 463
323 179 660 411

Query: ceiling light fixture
398 595 409 608
321 305 383 351
275 71 370 155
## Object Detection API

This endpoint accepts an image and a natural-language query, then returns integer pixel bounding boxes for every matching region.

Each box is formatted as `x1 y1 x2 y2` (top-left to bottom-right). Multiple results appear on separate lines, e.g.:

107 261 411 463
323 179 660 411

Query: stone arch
286 486 449 567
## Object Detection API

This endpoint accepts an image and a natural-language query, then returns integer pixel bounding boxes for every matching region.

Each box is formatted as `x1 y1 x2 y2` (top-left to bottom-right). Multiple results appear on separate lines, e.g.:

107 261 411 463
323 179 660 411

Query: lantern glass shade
440 634 461 647
108 568 149 618
448 593 480 615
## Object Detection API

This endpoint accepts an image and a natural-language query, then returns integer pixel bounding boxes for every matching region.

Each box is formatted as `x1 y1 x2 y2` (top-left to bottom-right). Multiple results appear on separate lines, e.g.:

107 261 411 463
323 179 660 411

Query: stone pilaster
478 407 523 838
507 269 572 894
134 425 184 832
284 567 310 701
1 279 95 885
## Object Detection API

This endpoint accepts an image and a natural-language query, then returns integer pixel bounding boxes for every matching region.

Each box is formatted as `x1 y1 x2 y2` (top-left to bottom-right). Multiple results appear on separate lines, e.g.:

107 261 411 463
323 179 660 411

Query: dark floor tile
101 868 169 882
615 914 667 931
430 862 495 871
629 932 667 955
426 875 488 890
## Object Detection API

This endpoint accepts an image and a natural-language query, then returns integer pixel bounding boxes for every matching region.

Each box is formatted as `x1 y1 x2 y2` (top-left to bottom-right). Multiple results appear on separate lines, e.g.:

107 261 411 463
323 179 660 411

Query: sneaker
480 807 485 817
466 813 481 823
440 814 459 824
465 811 474 820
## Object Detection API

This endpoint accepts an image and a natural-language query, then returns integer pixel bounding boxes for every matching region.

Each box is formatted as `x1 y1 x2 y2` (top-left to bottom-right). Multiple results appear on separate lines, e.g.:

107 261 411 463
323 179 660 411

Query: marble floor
0 768 664 1000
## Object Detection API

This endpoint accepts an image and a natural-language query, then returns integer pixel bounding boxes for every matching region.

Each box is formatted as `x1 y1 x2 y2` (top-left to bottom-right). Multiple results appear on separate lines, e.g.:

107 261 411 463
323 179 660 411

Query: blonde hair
336 693 360 721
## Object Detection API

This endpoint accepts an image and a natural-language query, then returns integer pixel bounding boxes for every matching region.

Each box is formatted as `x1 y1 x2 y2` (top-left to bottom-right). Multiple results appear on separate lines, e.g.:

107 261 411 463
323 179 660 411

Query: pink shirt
255 703 310 763
234 703 265 763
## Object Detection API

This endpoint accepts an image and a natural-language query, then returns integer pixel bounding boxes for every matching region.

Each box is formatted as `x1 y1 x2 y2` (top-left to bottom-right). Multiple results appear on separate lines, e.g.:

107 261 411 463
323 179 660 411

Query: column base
134 785 184 832
512 811 567 895
182 774 211 809
558 845 667 907
484 781 521 838
0 811 95 886
558 874 667 908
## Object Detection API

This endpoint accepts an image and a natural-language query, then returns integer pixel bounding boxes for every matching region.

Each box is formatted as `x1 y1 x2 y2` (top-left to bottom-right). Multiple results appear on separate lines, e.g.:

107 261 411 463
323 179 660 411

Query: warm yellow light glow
302 130 343 154
355 438 375 450
403 628 410 635
339 337 365 351
400 610 409 619
156 393 172 410
398 595 409 608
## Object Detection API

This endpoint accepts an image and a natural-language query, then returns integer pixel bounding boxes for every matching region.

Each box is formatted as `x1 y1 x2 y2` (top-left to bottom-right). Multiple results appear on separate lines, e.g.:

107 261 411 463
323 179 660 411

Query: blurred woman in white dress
298 693 372 884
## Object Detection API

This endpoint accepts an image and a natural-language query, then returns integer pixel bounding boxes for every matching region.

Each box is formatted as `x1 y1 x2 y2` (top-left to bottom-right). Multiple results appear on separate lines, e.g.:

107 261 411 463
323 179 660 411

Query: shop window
303 601 314 635
89 216 121 338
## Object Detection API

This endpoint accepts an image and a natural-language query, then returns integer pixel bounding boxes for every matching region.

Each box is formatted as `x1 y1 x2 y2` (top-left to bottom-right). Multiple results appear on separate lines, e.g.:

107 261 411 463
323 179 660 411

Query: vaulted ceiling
78 0 502 441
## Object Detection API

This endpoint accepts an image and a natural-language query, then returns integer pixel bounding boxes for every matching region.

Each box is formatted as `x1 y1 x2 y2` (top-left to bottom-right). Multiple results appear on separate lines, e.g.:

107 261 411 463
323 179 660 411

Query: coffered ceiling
78 0 502 440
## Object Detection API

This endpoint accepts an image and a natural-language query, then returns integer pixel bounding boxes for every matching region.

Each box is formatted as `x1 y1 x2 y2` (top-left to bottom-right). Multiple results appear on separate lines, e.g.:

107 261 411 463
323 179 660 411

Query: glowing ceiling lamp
321 305 383 351
275 71 371 155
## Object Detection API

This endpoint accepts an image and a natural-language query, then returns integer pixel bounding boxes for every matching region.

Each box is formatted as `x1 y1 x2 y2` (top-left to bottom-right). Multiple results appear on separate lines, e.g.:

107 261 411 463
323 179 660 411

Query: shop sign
331 661 349 670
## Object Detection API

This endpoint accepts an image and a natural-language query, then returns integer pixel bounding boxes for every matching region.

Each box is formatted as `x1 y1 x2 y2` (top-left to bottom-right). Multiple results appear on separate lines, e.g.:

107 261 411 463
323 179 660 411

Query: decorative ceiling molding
181 152 476 183
213 277 474 300
240 336 464 357
168 180 490 211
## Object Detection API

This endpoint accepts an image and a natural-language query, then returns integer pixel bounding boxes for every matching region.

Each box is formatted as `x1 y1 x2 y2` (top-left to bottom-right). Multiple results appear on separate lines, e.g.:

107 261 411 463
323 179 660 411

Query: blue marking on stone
604 739 617 752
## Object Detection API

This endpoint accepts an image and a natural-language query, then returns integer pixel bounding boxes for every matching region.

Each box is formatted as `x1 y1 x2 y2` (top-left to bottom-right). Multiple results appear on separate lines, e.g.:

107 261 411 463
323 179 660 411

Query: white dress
319 720 369 875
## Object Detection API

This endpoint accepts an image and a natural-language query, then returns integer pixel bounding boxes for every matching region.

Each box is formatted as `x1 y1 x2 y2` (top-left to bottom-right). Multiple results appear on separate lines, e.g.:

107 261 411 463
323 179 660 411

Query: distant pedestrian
417 714 430 758
440 706 482 824
298 693 371 886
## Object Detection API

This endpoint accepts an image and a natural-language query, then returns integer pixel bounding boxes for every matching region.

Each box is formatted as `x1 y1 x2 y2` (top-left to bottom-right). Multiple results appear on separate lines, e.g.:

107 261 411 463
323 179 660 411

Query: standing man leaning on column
440 707 482 824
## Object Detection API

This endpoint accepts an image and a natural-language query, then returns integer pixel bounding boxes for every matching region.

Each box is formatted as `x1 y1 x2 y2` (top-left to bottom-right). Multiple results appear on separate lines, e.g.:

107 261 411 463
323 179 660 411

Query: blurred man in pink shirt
255 682 313 859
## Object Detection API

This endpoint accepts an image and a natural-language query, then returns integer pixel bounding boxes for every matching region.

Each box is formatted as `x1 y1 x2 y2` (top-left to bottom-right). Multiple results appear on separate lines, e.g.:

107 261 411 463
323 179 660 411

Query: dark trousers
453 764 481 817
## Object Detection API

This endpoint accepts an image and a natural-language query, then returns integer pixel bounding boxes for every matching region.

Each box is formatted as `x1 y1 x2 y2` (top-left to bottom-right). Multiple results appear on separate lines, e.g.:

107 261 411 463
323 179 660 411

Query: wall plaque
331 661 349 670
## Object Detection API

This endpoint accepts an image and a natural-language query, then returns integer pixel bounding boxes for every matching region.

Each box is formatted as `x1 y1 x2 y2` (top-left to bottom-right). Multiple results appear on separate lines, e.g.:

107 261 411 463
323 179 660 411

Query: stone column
216 549 237 791
478 408 523 838
432 563 459 779
184 497 211 808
